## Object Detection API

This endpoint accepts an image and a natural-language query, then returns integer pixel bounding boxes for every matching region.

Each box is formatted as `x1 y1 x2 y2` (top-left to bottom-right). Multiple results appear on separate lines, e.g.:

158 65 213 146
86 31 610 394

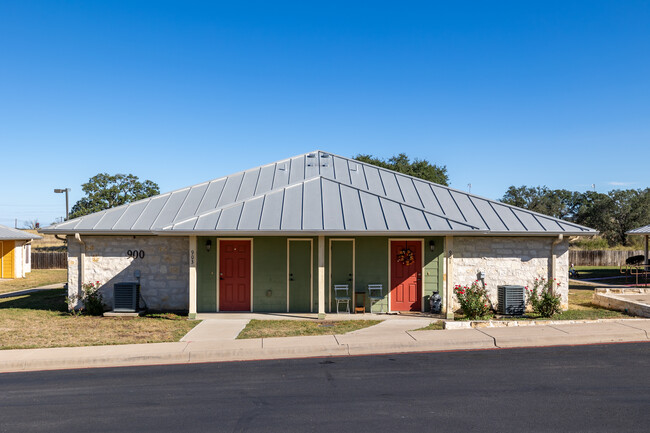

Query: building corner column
444 236 454 320
550 234 563 284
189 236 197 319
74 233 85 310
318 235 325 320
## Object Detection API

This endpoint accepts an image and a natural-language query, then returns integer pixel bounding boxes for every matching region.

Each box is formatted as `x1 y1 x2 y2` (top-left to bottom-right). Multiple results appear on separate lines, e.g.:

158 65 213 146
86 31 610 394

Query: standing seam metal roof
42 151 597 235
627 224 650 234
0 225 42 240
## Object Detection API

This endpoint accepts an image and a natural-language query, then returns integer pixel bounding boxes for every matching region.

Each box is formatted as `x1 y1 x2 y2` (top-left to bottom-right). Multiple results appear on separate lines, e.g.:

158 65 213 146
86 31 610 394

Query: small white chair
368 284 384 313
334 285 351 314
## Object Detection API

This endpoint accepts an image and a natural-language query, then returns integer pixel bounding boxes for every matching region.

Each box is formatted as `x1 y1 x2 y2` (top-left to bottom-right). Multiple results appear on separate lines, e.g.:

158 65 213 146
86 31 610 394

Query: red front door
219 240 251 311
390 240 422 311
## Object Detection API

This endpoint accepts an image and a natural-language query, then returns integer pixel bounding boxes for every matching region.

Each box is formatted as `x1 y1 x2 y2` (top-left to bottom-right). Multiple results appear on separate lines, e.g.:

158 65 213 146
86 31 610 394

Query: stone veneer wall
67 236 189 311
453 237 569 310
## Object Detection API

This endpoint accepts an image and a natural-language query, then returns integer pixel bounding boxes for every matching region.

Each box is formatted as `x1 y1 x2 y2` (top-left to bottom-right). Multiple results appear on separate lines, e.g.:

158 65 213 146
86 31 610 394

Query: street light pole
54 188 70 220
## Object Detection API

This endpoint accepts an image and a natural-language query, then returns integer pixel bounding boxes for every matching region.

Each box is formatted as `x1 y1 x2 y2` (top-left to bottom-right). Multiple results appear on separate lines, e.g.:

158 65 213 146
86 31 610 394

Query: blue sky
1 1 649 227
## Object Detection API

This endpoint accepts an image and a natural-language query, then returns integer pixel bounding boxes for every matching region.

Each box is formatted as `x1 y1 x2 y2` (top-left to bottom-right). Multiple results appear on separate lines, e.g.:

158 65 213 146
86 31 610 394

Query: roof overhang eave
38 229 599 237
151 229 599 237
38 229 158 236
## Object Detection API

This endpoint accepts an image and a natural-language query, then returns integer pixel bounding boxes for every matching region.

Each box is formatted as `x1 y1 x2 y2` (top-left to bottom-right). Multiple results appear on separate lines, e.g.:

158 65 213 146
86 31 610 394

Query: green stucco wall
195 235 444 313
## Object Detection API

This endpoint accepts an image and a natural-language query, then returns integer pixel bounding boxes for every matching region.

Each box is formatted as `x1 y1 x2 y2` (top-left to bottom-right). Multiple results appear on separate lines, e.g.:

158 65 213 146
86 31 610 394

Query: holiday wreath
396 248 415 266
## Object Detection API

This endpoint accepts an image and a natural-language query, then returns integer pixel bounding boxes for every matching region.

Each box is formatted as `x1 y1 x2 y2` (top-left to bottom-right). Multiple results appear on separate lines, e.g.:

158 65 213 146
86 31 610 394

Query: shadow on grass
0 289 67 312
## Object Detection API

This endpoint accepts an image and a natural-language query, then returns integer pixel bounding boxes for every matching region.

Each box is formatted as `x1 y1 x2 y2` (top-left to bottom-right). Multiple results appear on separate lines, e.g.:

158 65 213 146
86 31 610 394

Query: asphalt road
1 343 648 433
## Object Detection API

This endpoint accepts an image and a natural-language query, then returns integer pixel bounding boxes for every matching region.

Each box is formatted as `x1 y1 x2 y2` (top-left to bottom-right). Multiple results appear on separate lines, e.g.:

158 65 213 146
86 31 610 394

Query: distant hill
25 229 66 251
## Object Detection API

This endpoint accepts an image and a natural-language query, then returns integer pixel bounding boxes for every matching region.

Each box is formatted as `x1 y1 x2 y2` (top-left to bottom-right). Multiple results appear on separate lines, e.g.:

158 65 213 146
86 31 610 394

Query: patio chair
368 284 384 313
334 285 351 314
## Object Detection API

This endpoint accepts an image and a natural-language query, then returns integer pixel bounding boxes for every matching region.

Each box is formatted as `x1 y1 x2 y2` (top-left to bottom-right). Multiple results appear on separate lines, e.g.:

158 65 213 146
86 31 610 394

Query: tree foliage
354 153 449 185
22 219 40 230
501 186 581 220
501 186 650 246
69 173 160 219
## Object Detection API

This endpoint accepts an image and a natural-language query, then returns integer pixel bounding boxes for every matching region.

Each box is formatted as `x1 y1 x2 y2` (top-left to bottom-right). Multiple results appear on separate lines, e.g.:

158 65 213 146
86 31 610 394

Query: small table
354 291 366 314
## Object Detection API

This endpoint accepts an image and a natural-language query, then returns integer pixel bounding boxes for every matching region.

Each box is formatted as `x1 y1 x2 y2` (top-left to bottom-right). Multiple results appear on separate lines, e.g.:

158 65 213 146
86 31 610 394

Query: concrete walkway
0 283 65 299
1 317 648 373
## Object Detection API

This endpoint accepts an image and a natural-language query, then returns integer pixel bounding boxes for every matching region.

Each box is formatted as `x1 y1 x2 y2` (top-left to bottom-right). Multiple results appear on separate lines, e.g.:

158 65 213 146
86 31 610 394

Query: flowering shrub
66 281 105 316
454 281 491 319
81 281 105 316
526 277 562 318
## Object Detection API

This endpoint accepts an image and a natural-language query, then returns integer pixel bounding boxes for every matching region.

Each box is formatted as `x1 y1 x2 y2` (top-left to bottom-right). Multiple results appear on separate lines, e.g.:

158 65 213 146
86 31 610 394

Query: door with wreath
390 240 422 311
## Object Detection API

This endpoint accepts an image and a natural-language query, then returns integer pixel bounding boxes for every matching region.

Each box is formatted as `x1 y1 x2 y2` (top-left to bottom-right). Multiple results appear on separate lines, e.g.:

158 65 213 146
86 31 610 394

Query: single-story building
0 224 41 279
627 224 650 266
42 151 596 317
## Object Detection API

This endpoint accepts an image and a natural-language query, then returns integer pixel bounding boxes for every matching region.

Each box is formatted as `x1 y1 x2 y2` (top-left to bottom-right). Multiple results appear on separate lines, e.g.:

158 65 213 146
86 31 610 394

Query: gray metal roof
628 224 650 234
42 150 597 236
0 225 42 240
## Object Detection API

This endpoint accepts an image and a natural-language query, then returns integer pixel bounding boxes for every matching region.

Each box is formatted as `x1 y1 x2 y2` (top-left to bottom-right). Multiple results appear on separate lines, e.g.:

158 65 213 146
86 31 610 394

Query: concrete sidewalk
1 318 649 373
0 283 65 299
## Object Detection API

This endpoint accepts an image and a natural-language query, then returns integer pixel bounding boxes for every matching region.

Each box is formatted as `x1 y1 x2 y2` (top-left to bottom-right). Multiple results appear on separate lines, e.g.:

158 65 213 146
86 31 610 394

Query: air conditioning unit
113 282 141 312
497 285 525 315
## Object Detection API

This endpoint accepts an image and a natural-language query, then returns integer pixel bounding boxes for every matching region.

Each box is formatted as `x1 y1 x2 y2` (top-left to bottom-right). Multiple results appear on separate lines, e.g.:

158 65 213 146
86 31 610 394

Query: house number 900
127 250 145 259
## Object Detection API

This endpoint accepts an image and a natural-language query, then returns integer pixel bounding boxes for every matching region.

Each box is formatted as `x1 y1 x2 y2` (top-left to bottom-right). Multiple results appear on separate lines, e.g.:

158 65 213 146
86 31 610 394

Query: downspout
74 233 85 307
550 234 563 286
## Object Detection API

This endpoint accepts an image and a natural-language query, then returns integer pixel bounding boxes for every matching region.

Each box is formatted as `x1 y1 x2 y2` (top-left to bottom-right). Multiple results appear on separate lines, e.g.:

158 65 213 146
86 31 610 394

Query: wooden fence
31 252 68 269
569 250 645 267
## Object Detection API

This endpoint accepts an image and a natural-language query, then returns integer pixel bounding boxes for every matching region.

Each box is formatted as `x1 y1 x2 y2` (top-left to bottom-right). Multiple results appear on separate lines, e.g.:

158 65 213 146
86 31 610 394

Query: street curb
444 317 650 329
1 331 648 374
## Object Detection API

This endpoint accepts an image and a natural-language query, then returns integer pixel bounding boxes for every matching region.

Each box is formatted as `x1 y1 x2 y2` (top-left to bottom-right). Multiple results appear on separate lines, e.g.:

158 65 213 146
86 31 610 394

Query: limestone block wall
453 237 569 310
67 236 189 312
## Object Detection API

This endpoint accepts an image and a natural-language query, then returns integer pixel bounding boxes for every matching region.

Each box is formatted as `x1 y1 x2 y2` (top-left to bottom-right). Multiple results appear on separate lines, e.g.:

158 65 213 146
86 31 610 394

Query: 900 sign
127 250 145 259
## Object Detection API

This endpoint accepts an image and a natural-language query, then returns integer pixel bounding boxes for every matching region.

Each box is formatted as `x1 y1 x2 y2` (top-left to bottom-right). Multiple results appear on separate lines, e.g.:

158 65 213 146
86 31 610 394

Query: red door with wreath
390 240 422 311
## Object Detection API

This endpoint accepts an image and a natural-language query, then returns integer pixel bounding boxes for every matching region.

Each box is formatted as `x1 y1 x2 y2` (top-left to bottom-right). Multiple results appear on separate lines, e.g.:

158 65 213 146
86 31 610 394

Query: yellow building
0 224 41 279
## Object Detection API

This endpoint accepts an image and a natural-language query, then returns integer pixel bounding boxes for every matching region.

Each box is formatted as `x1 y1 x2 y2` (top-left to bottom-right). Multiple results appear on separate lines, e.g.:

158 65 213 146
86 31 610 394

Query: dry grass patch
0 289 198 350
563 282 633 320
413 321 444 331
0 269 67 295
237 319 381 339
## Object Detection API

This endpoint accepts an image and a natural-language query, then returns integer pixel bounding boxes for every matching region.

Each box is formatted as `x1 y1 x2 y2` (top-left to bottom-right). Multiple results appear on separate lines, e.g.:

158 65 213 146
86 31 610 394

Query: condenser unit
113 282 141 312
497 285 525 315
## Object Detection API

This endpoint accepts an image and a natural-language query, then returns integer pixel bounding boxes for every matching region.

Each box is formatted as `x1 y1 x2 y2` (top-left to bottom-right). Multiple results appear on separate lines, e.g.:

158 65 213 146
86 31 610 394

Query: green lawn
574 266 626 279
0 289 198 350
237 319 381 339
414 321 445 331
574 266 650 286
0 269 67 295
